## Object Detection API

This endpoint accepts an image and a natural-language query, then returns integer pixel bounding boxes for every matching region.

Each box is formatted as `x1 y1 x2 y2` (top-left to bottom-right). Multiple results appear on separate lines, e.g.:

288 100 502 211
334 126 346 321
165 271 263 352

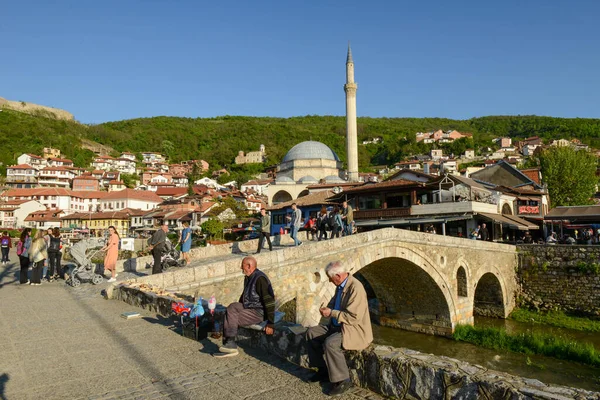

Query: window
358 196 382 210
273 214 284 225
386 193 410 208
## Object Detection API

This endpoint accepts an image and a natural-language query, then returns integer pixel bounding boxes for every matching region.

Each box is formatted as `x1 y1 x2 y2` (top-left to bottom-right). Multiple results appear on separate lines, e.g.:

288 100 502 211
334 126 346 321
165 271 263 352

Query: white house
522 144 541 157
120 152 136 161
1 188 73 213
440 159 459 175
241 179 272 196
37 166 76 187
24 208 66 230
430 149 443 161
194 177 225 190
463 149 475 159
17 154 46 170
46 157 74 168
99 188 163 211
0 200 46 229
6 164 39 188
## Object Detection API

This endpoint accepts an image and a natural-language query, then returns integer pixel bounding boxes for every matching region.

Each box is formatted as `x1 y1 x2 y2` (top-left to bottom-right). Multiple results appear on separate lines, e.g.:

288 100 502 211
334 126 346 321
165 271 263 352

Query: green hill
1 109 599 175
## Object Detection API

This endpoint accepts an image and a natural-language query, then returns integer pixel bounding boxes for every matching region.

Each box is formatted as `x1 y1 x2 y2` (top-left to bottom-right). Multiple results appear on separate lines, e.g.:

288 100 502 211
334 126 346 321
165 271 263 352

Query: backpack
1 237 9 247
16 240 24 256
328 214 336 230
48 237 61 253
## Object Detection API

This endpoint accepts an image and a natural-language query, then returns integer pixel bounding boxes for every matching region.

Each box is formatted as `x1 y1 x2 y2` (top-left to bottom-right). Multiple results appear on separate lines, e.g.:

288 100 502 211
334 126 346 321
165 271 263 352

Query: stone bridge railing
111 228 518 335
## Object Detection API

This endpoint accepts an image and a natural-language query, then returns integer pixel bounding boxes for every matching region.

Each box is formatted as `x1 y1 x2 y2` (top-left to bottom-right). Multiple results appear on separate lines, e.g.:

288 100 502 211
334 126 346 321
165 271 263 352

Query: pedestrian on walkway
215 256 275 357
47 227 63 281
317 207 329 241
305 260 373 396
0 231 12 264
178 222 192 265
28 230 48 285
330 207 343 239
148 223 168 274
288 203 302 246
101 226 119 282
17 228 32 284
42 228 53 281
341 201 354 236
256 208 272 253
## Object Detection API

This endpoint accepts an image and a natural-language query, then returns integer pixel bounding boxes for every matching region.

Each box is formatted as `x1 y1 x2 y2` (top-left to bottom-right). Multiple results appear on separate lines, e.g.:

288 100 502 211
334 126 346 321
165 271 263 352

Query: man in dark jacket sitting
215 256 275 357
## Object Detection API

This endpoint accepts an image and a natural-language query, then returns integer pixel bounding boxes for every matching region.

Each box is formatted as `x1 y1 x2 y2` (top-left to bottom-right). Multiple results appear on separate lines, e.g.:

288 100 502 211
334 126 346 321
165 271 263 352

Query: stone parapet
517 245 600 315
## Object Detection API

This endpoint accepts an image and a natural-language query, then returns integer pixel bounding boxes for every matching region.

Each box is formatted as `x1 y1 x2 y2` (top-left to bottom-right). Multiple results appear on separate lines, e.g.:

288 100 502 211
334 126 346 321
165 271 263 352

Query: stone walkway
0 248 382 400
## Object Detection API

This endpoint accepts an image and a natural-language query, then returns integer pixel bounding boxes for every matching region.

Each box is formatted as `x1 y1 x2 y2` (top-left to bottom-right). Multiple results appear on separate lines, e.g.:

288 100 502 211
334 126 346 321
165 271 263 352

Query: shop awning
355 215 472 227
477 212 538 230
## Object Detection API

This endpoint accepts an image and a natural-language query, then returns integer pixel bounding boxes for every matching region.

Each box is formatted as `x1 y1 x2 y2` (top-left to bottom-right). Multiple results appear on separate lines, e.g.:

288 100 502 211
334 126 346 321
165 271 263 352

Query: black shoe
329 379 352 396
306 371 328 384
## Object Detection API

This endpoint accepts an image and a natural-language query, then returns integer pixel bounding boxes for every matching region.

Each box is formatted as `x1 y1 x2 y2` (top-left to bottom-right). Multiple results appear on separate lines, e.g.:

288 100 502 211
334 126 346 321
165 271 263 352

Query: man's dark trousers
256 232 272 253
223 302 264 338
306 324 349 383
152 248 162 274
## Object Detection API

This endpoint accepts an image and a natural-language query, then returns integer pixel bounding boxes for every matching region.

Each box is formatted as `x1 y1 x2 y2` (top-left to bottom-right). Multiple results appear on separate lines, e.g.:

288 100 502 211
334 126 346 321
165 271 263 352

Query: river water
373 317 600 392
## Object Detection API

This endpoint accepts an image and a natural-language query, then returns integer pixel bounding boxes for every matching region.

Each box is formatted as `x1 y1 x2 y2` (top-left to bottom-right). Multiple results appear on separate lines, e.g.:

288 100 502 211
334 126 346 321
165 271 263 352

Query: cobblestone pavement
0 249 383 400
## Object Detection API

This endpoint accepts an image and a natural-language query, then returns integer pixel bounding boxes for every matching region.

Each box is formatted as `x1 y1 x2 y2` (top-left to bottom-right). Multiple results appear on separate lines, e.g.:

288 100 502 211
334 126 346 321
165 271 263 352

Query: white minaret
345 44 359 182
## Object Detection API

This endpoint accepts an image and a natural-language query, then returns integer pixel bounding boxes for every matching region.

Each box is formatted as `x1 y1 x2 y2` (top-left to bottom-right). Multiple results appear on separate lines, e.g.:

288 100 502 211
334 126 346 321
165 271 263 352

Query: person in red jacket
1 231 12 264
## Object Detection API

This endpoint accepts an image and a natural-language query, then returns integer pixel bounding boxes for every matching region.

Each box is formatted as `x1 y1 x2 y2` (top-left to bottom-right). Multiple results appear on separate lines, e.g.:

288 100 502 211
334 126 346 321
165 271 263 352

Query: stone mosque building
267 45 359 205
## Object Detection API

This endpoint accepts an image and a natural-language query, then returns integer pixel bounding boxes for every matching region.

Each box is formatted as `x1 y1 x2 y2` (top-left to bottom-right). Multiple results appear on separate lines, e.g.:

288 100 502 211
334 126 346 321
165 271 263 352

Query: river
373 317 600 392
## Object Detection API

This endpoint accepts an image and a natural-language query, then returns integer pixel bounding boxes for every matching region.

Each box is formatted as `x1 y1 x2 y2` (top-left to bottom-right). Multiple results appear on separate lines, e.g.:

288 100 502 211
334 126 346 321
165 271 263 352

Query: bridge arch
473 269 507 318
316 244 458 336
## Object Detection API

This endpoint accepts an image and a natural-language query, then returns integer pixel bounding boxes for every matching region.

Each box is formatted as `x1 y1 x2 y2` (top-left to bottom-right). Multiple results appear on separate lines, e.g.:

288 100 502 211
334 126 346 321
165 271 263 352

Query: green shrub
510 308 600 332
453 324 600 367
575 261 600 274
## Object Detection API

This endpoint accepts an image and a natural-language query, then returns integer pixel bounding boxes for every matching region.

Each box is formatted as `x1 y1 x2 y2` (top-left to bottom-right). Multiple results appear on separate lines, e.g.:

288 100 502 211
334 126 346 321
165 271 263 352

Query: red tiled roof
109 180 124 185
2 188 72 198
40 166 76 172
25 209 64 222
520 168 541 185
156 187 188 196
73 175 99 181
26 154 43 159
8 164 36 170
48 157 73 163
70 191 110 199
101 188 163 202
195 201 216 213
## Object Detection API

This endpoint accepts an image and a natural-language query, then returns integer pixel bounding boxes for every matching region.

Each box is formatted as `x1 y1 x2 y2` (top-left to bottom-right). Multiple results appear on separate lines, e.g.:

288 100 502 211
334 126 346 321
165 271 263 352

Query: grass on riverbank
453 324 600 367
510 308 600 332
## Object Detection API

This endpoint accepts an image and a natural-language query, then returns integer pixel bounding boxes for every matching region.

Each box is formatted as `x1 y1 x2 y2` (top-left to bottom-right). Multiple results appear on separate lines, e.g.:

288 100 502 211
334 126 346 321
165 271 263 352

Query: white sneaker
107 277 116 283
114 274 118 279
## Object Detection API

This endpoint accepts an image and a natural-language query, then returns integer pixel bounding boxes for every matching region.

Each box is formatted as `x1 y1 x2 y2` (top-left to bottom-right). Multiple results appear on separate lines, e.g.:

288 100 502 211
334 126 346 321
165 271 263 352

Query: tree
539 147 598 206
201 219 224 239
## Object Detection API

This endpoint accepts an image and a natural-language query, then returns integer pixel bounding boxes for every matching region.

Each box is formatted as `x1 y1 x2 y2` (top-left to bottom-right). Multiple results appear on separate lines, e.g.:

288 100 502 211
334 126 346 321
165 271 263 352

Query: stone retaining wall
237 325 599 400
517 245 600 315
110 285 599 399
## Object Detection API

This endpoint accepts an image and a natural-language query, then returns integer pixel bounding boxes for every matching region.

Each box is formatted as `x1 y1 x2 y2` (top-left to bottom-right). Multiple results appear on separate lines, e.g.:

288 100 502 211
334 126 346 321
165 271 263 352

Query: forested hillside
1 109 598 175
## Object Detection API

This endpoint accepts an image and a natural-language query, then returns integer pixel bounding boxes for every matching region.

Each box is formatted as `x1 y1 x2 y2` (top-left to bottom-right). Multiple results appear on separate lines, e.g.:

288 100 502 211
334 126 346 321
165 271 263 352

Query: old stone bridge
113 228 518 336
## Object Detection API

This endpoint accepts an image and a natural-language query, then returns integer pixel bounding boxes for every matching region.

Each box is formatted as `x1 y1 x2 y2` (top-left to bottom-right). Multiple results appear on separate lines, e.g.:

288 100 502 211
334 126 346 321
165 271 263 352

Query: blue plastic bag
190 297 205 318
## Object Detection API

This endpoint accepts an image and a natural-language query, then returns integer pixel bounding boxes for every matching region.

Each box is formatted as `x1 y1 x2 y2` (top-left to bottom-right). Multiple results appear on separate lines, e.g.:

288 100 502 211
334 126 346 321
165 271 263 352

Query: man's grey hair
325 261 347 277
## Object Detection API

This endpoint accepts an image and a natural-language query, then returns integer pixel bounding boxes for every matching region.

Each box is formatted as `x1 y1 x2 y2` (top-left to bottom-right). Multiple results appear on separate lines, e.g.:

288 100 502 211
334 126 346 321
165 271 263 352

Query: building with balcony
6 164 39 188
99 188 162 212
43 147 61 159
47 158 74 168
37 166 76 187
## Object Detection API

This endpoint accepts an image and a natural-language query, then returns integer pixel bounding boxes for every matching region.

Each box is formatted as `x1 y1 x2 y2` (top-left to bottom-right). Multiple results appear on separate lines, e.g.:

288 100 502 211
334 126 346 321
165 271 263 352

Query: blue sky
2 0 599 123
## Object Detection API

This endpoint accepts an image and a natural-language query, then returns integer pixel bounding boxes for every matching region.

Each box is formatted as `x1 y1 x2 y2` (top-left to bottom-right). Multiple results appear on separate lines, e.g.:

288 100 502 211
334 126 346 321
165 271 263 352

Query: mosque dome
282 141 340 163
324 175 345 183
298 175 318 184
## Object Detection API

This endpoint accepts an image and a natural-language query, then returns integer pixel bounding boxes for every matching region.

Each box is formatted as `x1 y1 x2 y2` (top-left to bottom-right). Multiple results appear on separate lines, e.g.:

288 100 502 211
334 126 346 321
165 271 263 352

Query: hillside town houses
0 132 598 241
